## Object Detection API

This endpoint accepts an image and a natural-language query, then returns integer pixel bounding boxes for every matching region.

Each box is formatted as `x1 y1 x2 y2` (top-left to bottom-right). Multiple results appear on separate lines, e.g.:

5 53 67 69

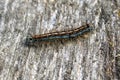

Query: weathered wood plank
0 0 120 80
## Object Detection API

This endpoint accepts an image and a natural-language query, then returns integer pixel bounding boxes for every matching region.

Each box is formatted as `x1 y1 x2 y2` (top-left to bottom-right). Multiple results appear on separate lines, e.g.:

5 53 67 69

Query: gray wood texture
0 0 120 80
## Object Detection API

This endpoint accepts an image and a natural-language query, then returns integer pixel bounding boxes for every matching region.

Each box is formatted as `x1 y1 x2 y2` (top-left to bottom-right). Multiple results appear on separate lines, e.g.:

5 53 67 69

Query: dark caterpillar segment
24 24 92 46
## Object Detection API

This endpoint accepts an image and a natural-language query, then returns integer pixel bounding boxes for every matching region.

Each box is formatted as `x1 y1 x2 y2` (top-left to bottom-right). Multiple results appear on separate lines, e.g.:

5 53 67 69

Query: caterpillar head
24 36 35 46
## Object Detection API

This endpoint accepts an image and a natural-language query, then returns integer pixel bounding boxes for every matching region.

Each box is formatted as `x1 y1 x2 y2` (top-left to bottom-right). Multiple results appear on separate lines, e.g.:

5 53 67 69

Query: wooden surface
0 0 120 80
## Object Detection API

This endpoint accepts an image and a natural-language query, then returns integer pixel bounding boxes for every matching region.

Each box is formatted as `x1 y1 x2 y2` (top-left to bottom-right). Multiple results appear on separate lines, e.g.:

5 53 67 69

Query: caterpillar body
25 24 92 46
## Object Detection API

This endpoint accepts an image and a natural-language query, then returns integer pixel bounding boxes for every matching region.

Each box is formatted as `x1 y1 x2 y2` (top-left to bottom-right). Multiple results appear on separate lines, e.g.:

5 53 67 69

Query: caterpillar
24 24 93 46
